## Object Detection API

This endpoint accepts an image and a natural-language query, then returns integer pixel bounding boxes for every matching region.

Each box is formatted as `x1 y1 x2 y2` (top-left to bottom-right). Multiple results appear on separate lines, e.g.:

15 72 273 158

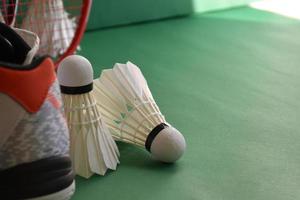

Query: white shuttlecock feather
93 62 186 163
57 55 120 178
21 0 76 57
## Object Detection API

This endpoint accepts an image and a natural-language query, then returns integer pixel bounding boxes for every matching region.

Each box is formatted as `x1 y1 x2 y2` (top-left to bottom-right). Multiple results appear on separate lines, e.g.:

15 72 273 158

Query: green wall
87 0 193 30
193 0 257 13
86 0 257 30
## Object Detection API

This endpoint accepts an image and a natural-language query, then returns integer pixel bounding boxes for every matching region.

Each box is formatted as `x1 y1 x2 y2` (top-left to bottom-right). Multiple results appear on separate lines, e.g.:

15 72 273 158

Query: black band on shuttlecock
145 123 169 152
60 83 93 94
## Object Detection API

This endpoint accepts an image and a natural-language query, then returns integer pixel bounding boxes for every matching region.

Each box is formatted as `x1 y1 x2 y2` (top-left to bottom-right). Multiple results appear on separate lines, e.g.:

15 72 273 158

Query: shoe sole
27 181 75 200
0 156 75 199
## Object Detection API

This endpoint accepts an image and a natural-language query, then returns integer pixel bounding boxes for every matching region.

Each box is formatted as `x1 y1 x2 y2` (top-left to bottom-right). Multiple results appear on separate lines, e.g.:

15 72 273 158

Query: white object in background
57 55 120 178
250 0 300 20
14 28 40 65
93 61 186 163
0 10 4 23
21 0 76 58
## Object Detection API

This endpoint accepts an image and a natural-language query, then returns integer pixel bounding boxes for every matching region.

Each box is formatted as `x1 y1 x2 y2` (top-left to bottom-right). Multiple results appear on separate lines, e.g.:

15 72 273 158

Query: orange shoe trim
0 58 56 113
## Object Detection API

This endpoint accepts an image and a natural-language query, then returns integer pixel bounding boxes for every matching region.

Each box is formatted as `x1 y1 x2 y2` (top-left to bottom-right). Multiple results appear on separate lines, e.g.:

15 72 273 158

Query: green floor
75 7 300 200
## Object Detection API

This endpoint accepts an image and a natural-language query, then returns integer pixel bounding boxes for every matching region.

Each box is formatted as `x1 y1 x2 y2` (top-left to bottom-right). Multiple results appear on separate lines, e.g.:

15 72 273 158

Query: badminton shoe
0 23 75 200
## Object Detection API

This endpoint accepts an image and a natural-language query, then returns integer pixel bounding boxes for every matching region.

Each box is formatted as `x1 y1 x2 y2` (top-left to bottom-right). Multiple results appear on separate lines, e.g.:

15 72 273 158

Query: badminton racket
0 0 92 67
1 0 18 26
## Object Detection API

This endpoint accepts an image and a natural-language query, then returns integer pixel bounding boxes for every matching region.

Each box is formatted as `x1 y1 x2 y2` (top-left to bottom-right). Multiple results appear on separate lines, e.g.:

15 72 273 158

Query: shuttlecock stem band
145 123 168 152
60 83 93 94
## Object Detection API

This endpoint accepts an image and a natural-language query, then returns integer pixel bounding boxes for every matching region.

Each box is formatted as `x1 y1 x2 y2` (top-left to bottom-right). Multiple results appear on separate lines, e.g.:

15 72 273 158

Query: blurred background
86 0 300 30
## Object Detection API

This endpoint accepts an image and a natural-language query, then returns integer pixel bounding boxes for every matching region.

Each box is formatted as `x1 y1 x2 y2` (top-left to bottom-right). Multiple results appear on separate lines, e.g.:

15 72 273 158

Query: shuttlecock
93 62 186 163
57 55 120 178
21 0 76 58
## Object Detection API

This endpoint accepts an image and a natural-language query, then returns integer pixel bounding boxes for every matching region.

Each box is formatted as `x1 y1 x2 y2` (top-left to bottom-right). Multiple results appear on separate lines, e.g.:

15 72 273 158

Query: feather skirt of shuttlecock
62 93 120 178
21 0 76 57
93 62 167 147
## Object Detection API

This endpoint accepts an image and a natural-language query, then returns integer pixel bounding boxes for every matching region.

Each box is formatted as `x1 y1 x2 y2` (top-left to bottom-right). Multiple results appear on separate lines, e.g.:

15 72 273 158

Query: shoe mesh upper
0 80 70 170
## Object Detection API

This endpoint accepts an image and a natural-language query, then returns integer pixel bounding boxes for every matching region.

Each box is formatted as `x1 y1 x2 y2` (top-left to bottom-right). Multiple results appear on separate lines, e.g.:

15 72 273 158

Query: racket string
0 0 85 61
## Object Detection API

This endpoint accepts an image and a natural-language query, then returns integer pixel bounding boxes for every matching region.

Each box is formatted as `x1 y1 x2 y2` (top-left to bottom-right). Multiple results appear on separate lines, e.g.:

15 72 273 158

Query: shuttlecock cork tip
57 55 94 94
148 124 186 163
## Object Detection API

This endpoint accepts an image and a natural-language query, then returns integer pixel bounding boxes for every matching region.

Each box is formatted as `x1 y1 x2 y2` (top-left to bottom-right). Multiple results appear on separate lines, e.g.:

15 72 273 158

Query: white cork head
150 126 186 163
57 55 93 87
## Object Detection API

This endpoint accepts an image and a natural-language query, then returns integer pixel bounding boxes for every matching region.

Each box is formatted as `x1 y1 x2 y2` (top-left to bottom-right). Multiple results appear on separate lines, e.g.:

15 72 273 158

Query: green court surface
74 7 300 200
